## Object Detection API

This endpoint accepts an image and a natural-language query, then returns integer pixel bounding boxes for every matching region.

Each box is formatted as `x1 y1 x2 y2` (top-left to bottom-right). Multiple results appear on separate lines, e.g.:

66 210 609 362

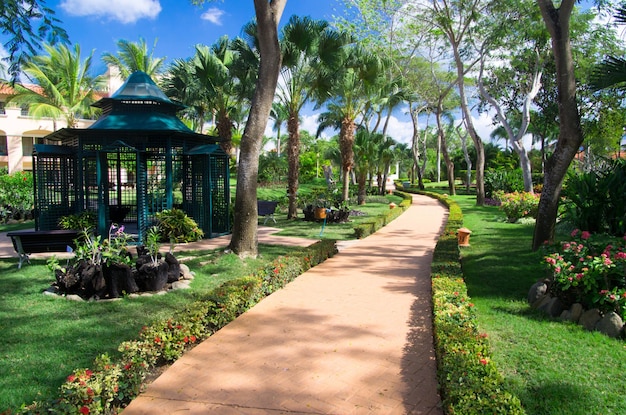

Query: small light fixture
457 227 472 247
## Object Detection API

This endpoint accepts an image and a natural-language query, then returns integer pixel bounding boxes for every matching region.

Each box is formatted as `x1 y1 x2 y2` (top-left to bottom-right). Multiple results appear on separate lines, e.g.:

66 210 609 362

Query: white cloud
59 0 161 24
383 114 413 145
201 7 225 25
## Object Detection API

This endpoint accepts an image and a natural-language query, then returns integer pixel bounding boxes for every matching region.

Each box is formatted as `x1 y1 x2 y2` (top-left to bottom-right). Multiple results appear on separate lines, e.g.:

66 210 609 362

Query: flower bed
537 229 626 338
418 191 526 414
18 239 338 414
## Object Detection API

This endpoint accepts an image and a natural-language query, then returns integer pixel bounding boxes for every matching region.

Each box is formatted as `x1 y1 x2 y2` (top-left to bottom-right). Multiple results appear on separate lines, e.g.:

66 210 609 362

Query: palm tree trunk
340 118 355 201
286 113 300 219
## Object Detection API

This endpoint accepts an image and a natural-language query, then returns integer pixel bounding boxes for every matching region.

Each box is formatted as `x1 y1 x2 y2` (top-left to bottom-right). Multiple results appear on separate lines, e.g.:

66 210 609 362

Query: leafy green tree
269 102 288 155
316 45 386 201
278 15 347 218
0 0 69 81
532 0 617 249
7 43 102 128
353 128 381 204
101 38 166 79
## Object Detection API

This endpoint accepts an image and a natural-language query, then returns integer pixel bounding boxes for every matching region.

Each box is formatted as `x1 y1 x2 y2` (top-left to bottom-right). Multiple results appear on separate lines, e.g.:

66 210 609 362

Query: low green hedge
417 191 526 414
353 190 412 239
19 240 338 415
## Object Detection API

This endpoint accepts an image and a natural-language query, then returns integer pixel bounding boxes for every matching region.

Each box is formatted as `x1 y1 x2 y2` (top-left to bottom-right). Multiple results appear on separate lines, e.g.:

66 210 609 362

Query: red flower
183 336 189 343
124 363 132 370
581 231 591 240
190 335 197 343
154 336 162 344
84 370 93 378
479 358 488 365
80 406 90 414
86 387 94 396
67 374 76 382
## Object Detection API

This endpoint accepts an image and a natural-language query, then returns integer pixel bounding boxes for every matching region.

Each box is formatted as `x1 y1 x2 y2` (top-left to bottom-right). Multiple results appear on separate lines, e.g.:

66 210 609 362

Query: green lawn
454 194 626 415
0 245 296 411
0 191 399 412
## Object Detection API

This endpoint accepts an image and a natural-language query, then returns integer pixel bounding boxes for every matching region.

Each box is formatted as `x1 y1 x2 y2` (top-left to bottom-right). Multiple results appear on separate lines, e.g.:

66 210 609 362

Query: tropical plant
155 208 204 243
160 57 211 133
5 43 103 128
0 169 34 222
316 44 387 201
278 16 348 218
101 38 166 79
0 0 69 81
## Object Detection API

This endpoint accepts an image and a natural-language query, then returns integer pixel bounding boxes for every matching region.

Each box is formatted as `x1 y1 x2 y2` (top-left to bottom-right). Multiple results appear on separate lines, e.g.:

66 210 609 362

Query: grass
266 195 402 240
0 190 399 412
0 220 35 233
0 244 297 411
454 194 626 415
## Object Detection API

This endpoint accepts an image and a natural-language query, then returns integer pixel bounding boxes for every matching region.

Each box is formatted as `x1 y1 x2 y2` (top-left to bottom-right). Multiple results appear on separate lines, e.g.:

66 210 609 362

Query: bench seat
6 230 79 269
257 201 278 225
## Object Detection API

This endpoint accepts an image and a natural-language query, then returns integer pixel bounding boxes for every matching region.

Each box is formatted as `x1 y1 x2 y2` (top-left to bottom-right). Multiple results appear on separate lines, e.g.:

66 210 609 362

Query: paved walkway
122 194 448 415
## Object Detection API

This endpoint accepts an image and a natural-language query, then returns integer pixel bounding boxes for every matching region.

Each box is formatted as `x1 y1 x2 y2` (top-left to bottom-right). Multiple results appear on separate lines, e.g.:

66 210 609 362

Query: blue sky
52 0 345 74
49 0 363 140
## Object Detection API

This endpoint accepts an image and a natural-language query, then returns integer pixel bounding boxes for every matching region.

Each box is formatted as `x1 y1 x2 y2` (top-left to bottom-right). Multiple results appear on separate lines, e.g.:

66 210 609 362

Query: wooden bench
257 200 278 225
6 230 79 269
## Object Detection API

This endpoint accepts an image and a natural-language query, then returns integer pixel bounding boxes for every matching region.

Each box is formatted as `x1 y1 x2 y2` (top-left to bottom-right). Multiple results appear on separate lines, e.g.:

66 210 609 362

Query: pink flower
581 231 591 240
571 229 579 237
576 273 583 280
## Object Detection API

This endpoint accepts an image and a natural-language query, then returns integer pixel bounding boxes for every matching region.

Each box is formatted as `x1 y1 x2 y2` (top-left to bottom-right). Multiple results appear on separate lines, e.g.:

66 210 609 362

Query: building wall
0 66 123 173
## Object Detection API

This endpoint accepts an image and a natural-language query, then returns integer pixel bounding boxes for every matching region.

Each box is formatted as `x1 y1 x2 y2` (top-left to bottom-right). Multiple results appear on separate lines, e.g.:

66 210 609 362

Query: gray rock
595 312 624 339
65 294 84 302
560 310 571 321
545 297 564 317
171 280 191 290
528 280 548 305
580 309 602 331
533 294 551 310
569 303 584 323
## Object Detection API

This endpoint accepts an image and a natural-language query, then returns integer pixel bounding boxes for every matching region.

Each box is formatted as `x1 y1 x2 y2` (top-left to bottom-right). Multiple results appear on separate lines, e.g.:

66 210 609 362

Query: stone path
122 194 448 415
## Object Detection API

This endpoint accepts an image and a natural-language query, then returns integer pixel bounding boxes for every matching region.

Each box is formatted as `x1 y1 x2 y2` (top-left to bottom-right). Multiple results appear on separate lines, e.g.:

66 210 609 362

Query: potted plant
135 227 169 292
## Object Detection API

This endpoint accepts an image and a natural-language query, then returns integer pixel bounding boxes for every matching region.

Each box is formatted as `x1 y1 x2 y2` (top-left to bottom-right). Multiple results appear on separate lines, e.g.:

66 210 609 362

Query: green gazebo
32 71 230 242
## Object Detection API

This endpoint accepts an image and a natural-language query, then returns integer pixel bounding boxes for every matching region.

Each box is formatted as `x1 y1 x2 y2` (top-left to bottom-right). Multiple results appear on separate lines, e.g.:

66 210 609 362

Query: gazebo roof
93 71 183 109
43 71 221 143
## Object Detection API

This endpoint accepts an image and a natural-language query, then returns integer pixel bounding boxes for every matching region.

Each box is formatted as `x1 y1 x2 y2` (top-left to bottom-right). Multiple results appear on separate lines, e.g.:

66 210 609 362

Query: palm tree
590 5 626 91
6 43 103 128
193 39 240 157
316 44 386 201
160 57 210 133
269 102 289 156
353 128 382 204
278 16 347 218
102 38 166 79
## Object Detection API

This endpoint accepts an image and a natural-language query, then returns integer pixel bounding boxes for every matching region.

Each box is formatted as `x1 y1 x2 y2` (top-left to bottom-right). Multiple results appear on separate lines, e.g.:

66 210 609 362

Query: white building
0 66 123 173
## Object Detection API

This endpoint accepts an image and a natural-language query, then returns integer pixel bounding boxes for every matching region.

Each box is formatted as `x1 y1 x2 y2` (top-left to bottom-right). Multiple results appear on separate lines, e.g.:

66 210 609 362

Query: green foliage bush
353 191 412 238
59 211 97 232
0 169 34 222
544 230 626 319
258 152 287 184
155 208 204 242
484 168 524 198
494 191 540 223
561 159 626 236
416 190 526 414
20 240 338 414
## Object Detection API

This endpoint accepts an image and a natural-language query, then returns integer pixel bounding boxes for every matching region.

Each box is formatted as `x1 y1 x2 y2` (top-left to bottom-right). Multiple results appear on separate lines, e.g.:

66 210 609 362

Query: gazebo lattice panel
33 71 230 242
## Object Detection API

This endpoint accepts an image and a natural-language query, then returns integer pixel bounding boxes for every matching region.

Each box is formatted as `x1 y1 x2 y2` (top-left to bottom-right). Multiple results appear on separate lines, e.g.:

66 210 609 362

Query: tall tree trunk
340 118 355 201
533 0 583 250
436 103 455 195
216 111 234 157
229 0 285 258
286 113 300 219
453 46 484 204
